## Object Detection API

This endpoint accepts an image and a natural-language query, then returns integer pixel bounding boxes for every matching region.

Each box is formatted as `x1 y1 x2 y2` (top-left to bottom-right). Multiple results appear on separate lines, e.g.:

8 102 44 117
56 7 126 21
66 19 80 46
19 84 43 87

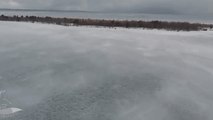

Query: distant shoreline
0 8 91 13
0 15 212 31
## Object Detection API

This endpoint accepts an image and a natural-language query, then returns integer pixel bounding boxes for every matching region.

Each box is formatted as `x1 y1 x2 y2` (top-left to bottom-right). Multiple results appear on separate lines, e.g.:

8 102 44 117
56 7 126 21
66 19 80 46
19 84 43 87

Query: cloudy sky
0 0 212 15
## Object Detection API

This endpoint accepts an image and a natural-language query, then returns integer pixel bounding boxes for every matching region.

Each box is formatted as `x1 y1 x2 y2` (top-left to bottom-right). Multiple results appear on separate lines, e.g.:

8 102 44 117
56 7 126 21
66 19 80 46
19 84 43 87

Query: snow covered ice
0 21 213 120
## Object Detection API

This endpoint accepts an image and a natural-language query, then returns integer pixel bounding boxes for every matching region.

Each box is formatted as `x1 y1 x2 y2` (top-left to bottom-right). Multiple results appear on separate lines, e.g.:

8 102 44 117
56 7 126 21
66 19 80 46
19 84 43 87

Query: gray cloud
0 0 212 15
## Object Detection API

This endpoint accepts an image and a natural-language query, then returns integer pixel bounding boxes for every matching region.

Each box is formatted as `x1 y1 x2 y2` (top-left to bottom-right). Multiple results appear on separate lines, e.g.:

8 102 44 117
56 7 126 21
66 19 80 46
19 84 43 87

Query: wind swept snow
0 108 22 115
0 21 213 120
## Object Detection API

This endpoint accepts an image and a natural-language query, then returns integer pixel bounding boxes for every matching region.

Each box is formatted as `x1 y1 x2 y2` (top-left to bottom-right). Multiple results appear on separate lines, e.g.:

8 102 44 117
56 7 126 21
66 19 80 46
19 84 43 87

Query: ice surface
0 21 213 120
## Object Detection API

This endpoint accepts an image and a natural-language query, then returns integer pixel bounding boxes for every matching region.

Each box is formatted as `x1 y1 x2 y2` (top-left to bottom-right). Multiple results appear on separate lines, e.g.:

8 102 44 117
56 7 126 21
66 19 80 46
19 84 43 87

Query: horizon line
0 8 95 13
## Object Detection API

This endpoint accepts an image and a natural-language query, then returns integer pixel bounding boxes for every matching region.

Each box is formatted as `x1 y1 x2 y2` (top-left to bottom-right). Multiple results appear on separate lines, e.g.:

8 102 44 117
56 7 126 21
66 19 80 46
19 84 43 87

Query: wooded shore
0 15 212 31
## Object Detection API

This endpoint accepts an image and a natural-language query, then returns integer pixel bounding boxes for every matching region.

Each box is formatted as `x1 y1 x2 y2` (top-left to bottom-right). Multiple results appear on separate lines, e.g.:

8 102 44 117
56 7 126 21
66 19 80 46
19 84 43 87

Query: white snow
0 21 213 120
10 108 22 113
0 108 22 115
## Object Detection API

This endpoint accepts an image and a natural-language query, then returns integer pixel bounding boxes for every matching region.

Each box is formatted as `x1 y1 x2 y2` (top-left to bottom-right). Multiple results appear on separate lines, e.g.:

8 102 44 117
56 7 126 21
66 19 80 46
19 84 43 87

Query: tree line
0 15 212 31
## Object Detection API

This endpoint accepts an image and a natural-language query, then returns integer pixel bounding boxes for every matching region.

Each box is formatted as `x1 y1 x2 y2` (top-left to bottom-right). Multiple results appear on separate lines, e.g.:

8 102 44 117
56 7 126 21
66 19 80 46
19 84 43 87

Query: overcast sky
0 0 212 15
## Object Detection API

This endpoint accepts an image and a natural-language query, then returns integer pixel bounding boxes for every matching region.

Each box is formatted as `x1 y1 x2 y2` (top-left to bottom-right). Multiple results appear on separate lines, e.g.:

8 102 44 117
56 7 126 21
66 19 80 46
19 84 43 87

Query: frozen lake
0 21 213 120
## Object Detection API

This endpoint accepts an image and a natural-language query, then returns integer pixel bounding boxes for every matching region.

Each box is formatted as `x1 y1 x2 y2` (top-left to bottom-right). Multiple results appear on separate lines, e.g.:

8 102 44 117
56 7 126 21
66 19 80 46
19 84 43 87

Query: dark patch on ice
4 73 162 120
